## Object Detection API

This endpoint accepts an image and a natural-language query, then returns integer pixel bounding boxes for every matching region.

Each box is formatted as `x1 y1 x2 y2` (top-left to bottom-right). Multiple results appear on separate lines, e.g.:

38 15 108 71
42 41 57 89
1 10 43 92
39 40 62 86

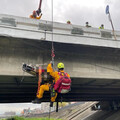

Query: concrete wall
1 15 120 102
0 36 120 80
0 14 120 79
0 14 120 49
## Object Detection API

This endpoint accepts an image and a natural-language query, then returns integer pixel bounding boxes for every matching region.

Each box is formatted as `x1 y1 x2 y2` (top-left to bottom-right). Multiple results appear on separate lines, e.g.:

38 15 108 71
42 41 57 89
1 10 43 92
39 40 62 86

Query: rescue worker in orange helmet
30 10 42 19
32 62 70 107
67 20 71 24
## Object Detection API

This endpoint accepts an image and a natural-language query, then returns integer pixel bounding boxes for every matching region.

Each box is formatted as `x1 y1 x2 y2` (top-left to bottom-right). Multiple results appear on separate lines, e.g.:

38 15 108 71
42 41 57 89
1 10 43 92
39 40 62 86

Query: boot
50 102 53 107
32 98 42 104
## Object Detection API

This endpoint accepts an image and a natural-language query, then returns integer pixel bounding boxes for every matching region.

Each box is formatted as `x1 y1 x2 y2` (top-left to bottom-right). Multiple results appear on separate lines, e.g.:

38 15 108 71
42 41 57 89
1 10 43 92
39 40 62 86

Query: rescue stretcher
22 63 53 83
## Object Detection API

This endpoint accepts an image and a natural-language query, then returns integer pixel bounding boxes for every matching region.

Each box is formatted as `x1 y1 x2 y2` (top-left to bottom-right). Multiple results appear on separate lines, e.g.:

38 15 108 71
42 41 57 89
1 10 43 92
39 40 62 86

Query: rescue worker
86 22 91 27
99 24 104 29
30 10 42 19
67 20 71 24
32 62 70 107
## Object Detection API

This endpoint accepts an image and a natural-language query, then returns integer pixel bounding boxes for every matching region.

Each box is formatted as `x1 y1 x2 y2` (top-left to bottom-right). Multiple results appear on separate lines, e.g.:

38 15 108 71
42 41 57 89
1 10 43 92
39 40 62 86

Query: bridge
0 14 120 103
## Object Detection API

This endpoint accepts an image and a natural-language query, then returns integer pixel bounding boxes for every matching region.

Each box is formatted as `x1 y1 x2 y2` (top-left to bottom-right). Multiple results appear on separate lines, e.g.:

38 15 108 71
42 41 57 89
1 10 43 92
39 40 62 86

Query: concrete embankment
25 102 97 120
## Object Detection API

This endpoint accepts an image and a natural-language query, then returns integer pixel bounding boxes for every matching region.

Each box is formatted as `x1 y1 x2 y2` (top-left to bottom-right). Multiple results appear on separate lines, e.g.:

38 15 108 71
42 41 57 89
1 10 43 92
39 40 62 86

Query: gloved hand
36 9 41 16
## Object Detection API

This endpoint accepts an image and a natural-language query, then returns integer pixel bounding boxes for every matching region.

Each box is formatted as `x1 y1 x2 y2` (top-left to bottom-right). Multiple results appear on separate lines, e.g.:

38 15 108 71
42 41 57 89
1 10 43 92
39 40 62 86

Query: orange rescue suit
37 63 70 102
29 15 42 19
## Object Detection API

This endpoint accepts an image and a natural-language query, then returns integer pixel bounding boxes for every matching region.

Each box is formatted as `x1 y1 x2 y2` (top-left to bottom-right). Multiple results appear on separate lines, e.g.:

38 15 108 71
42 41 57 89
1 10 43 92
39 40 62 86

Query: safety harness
55 72 71 94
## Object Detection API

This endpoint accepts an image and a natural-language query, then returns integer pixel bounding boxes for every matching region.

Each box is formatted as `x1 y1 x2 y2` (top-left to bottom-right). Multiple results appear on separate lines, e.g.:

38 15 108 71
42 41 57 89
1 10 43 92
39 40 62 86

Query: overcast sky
0 0 120 30
0 0 119 114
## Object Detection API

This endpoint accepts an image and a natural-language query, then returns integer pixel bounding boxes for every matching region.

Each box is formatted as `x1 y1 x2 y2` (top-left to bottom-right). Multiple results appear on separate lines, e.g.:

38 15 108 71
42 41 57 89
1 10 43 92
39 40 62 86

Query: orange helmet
67 20 71 24
33 10 36 15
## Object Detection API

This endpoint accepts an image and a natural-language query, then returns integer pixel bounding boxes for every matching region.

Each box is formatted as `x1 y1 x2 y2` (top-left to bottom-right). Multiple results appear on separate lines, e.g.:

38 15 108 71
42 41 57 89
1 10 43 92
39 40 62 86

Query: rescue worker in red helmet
32 62 70 107
30 10 42 19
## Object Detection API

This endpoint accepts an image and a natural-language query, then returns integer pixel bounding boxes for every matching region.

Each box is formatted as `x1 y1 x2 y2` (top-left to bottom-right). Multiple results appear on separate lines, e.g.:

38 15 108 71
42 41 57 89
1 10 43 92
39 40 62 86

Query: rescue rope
51 0 55 66
49 0 54 119
38 0 42 10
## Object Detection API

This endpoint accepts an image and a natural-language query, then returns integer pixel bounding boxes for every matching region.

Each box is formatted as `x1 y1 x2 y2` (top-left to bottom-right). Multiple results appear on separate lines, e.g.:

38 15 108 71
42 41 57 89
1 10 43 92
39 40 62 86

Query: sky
0 0 119 114
0 0 120 30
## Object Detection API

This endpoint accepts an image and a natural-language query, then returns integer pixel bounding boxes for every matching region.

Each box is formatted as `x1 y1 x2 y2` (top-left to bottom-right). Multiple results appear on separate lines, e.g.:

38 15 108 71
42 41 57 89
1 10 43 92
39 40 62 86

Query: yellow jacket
30 15 42 19
99 26 104 29
47 63 70 83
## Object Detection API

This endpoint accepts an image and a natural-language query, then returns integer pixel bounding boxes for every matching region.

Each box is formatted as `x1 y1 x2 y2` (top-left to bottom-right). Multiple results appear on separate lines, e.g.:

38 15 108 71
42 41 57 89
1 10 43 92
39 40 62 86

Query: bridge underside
1 75 120 103
1 36 120 103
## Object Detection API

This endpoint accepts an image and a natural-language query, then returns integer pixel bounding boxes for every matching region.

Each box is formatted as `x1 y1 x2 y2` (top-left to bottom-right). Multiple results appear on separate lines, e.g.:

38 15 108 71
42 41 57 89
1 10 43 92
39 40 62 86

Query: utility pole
106 5 117 40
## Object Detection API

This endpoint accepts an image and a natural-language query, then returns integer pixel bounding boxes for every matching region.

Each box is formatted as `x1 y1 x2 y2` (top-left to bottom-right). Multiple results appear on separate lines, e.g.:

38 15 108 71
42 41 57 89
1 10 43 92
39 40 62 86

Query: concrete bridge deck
0 14 120 103
1 14 120 49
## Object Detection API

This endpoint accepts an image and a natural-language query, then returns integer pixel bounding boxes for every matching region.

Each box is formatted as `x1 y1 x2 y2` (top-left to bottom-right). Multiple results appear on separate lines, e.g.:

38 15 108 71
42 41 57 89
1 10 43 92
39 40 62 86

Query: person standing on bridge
99 24 104 29
32 62 71 107
67 20 71 24
85 22 91 27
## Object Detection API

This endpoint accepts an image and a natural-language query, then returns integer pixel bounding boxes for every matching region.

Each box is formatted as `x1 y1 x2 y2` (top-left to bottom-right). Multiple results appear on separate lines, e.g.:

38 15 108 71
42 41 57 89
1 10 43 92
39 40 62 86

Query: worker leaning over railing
99 24 104 29
30 9 42 19
32 62 71 107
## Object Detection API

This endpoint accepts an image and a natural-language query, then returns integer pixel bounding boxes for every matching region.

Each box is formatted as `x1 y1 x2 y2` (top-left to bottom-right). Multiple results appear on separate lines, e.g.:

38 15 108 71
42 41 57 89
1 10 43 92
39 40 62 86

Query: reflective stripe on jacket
54 72 71 93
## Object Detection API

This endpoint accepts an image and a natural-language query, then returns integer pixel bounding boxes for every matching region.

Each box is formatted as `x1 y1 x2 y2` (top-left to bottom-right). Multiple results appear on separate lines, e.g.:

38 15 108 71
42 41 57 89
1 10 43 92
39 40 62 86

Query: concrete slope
83 110 120 120
63 102 97 120
105 110 120 120
49 102 97 120
26 102 97 120
25 102 84 118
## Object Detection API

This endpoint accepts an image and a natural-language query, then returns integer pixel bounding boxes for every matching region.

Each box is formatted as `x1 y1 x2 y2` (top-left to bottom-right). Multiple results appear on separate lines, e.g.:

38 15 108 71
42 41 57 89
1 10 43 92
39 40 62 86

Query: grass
2 116 62 120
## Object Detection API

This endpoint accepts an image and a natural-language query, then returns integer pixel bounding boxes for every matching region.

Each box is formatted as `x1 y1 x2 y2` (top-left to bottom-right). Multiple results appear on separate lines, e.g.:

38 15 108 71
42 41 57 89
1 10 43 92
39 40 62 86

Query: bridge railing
0 14 120 41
